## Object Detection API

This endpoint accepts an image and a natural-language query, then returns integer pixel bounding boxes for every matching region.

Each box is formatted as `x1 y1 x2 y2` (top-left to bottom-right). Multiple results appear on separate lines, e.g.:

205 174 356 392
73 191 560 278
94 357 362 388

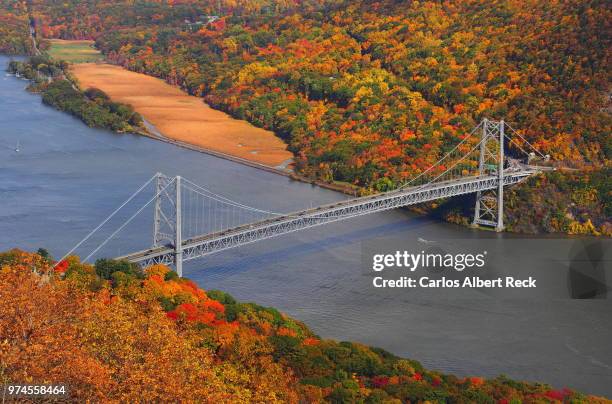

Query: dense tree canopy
1 0 609 234
1 249 609 402
0 0 34 54
8 57 144 132
20 1 610 175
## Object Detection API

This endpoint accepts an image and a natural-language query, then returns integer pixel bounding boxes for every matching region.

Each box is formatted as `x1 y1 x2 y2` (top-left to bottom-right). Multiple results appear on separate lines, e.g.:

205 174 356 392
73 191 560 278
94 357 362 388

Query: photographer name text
371 251 536 289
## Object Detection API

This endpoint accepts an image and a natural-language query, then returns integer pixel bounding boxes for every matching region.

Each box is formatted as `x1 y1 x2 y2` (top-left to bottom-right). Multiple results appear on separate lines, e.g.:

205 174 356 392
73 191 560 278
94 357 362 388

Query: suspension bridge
60 119 552 276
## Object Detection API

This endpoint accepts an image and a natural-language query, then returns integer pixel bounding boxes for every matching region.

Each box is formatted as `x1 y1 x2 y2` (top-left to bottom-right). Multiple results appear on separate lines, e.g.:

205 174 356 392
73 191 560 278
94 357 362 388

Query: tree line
1 0 609 235
8 56 143 132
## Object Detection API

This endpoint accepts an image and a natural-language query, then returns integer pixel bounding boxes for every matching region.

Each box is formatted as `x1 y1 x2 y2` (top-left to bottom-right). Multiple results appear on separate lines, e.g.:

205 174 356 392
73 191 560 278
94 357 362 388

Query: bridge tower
472 118 505 231
153 173 183 276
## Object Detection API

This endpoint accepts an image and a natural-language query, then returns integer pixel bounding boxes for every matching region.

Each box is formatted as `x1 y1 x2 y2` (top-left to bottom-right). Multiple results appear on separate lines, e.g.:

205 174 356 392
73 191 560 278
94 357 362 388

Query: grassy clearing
47 39 102 63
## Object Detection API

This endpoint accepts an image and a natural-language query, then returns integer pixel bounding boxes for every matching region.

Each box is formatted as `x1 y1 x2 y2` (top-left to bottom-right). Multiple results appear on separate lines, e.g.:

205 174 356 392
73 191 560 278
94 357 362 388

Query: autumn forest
1 0 611 402
2 249 610 402
1 0 610 234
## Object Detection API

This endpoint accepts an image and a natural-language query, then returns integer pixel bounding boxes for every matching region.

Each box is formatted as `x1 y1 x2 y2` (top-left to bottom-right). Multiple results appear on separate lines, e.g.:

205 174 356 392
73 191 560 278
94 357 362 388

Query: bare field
70 63 293 167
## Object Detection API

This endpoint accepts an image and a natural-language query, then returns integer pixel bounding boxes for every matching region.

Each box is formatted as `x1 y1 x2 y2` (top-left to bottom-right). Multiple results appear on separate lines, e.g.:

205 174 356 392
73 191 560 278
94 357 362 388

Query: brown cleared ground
70 63 293 167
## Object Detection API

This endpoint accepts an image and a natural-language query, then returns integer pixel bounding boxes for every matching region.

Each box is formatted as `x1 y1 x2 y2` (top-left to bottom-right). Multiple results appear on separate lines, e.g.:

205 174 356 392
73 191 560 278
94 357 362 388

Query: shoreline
138 117 360 196
2 53 611 400
68 62 361 195
69 63 295 168
137 118 293 177
8 54 606 236
4 53 360 196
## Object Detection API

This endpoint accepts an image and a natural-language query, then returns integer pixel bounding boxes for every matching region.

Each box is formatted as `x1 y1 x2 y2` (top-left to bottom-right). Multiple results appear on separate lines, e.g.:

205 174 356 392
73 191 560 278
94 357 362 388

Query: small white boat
14 141 20 152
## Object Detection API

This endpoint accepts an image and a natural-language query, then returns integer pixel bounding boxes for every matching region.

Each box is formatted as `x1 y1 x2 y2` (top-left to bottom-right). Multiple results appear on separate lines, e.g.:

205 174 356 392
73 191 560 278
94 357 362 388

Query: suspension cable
504 122 546 158
411 132 488 191
83 177 176 262
54 173 158 267
398 120 483 190
504 133 531 158
181 179 286 216
180 121 487 218
180 130 485 223
181 128 483 226
181 181 344 221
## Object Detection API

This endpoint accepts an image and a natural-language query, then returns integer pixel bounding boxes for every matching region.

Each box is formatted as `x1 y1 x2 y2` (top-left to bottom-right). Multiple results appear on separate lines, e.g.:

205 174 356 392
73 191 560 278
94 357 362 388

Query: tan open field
70 63 293 167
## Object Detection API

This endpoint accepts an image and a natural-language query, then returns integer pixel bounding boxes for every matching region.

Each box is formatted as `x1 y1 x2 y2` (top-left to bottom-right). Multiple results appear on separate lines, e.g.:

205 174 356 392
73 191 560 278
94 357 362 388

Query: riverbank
70 63 294 168
69 61 360 194
138 118 360 194
2 59 611 396
5 48 359 195
7 57 144 134
9 51 608 234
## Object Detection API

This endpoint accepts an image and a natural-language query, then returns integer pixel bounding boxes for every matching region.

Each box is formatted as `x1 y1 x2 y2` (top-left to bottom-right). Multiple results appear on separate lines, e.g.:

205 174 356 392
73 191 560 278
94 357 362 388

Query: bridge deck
117 168 539 266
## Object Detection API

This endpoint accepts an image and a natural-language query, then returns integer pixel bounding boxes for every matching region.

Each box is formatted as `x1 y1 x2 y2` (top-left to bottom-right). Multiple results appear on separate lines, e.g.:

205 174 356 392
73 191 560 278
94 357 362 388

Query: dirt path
70 63 294 168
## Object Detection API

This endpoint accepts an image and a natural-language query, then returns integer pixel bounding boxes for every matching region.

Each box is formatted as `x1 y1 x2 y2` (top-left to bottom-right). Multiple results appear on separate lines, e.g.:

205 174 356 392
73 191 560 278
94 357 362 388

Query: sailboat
14 141 20 152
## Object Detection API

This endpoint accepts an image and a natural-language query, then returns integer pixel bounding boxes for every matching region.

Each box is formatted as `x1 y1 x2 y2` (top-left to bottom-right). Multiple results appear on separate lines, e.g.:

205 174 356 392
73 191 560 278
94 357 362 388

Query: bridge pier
153 173 163 247
118 166 538 267
151 173 184 276
472 119 505 231
175 176 183 277
497 120 504 232
113 119 545 268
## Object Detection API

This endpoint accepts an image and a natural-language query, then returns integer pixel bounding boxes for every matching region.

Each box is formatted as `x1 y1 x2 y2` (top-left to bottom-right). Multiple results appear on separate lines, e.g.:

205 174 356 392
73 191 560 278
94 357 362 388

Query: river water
1 56 610 397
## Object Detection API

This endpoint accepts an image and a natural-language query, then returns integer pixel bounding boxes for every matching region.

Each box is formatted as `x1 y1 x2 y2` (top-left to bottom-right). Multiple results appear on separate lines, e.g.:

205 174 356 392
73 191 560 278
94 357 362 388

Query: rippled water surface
1 56 610 397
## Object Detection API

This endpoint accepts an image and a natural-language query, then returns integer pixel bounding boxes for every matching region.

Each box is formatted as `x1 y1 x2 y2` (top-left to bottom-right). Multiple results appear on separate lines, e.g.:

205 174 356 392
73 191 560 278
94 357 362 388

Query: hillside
1 249 609 402
0 0 34 54
31 0 610 169
2 0 610 234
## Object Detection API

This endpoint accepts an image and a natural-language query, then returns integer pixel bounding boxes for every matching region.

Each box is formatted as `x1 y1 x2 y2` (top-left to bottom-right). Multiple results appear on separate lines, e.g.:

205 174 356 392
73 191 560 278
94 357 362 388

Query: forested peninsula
1 0 609 235
8 57 144 133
